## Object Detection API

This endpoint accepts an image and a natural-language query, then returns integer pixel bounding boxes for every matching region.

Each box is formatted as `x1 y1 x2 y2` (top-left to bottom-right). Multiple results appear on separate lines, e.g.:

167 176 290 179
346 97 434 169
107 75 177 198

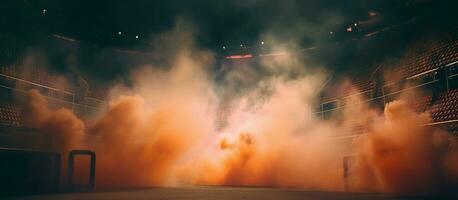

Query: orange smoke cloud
22 75 458 195
18 26 458 196
177 76 345 190
85 46 217 188
352 100 458 195
89 95 208 188
22 89 84 153
209 130 344 189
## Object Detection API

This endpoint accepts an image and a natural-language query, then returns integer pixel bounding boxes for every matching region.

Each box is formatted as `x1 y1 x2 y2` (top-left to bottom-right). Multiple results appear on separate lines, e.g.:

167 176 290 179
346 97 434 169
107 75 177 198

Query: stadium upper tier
0 31 458 138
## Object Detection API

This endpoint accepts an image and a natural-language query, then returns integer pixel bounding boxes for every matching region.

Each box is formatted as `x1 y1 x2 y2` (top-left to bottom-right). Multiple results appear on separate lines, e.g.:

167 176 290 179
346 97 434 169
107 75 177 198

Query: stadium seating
0 103 21 127
410 94 433 113
0 31 457 140
352 78 373 95
340 124 367 136
431 89 458 122
449 122 458 136
320 77 373 106
405 38 458 78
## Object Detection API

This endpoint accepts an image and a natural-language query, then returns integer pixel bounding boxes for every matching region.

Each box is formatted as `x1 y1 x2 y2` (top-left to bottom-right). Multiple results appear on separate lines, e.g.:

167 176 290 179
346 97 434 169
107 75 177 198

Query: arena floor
3 186 439 200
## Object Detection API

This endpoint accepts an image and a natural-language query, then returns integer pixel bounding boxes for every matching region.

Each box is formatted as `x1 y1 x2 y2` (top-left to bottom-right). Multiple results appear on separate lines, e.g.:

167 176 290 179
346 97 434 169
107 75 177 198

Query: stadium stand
449 123 458 135
431 89 458 122
0 103 21 127
395 36 458 80
316 33 458 138
409 94 433 113
0 29 457 145
340 124 367 135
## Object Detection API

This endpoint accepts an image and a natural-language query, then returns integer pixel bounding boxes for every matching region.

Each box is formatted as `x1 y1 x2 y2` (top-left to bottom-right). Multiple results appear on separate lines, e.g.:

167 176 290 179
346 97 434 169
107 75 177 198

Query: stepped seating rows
431 89 458 122
89 85 109 100
15 68 64 90
448 123 458 135
410 95 433 113
340 124 366 135
0 64 17 77
0 103 21 127
321 78 373 104
406 38 458 77
352 78 373 94
1 60 68 92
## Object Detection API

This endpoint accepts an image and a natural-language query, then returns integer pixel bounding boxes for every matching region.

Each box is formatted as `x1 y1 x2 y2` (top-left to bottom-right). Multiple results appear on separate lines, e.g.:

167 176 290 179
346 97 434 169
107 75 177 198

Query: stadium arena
1 0 458 199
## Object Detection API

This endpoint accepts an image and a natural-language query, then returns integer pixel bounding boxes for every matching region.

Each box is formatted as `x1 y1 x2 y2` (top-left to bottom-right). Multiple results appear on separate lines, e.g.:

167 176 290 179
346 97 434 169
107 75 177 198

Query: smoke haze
19 22 458 196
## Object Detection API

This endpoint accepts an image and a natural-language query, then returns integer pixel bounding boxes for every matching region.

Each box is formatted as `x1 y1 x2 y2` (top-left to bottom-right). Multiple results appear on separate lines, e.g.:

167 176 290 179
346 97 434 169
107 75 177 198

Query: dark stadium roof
1 0 454 52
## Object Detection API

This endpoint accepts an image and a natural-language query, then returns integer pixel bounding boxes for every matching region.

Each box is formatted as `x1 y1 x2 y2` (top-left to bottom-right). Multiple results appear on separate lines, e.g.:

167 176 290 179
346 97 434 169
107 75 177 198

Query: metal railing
0 72 105 111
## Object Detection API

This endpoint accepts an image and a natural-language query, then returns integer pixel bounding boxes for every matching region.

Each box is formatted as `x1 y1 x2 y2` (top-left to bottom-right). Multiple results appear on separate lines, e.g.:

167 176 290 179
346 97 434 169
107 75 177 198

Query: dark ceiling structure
2 0 455 52
0 0 456 85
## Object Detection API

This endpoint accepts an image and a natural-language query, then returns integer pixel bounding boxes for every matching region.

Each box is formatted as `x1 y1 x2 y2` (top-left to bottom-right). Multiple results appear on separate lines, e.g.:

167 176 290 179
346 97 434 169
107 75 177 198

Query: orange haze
20 29 458 195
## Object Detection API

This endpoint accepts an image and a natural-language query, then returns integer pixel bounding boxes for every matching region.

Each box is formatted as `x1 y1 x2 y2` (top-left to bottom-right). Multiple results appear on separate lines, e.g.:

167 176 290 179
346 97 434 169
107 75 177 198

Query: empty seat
0 103 21 127
405 38 458 78
431 89 458 122
410 95 433 113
